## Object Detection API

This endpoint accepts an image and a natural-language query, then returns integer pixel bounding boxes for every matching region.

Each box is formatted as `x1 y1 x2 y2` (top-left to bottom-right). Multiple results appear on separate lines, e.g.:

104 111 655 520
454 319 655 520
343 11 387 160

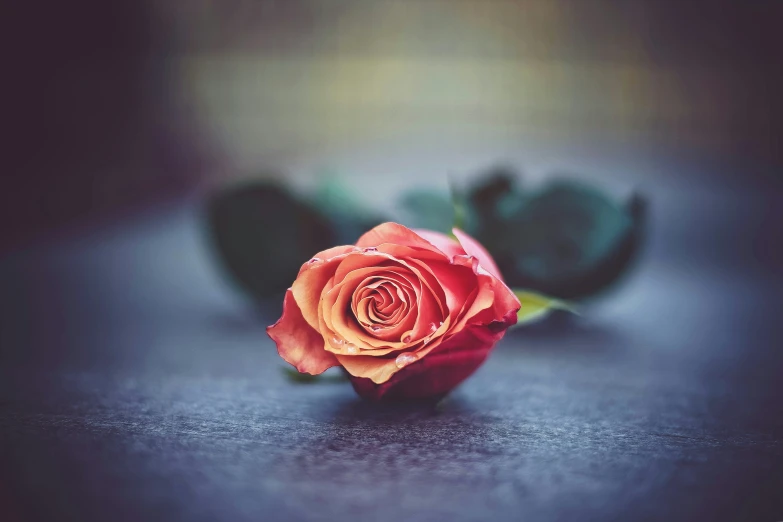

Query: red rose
267 222 520 400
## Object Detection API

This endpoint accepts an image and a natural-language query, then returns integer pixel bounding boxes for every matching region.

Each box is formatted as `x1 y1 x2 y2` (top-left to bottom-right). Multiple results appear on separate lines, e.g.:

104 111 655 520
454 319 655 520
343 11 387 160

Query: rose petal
336 313 463 383
335 353 400 385
291 246 356 329
373 284 398 315
347 323 508 400
267 289 339 374
326 267 418 344
325 256 448 345
333 246 444 282
355 280 409 330
332 272 408 336
331 252 448 320
412 229 466 260
484 274 521 323
352 275 410 321
452 228 504 282
408 258 476 323
356 222 447 255
295 245 357 276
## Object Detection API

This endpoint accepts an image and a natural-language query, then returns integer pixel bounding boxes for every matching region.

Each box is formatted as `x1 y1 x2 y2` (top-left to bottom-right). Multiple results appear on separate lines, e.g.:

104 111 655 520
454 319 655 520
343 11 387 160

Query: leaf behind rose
310 176 388 245
205 181 337 300
512 289 578 326
467 171 646 300
398 190 454 233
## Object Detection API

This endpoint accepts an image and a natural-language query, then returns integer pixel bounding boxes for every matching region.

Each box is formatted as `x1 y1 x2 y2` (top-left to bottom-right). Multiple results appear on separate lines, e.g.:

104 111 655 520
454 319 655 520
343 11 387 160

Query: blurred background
3 3 783 521
4 0 782 253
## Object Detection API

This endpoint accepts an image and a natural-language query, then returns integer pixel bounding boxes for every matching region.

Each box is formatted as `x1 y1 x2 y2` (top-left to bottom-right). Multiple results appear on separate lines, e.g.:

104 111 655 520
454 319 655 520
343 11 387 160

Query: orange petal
335 353 399 384
267 289 338 374
297 245 357 275
291 246 355 329
330 271 418 349
332 247 443 282
452 228 504 282
352 279 409 332
323 265 416 341
336 316 455 384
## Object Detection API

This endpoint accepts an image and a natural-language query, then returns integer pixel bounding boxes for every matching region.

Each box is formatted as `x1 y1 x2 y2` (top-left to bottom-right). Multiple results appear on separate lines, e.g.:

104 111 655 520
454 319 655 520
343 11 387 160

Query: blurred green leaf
206 181 337 300
465 170 646 300
310 176 388 244
398 190 454 233
513 289 578 326
512 182 633 280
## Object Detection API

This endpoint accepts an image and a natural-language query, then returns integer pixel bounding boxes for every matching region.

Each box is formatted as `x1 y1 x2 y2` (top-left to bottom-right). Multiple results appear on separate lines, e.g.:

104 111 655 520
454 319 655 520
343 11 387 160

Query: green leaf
512 289 578 326
281 367 349 384
467 174 645 300
206 181 337 299
398 190 454 233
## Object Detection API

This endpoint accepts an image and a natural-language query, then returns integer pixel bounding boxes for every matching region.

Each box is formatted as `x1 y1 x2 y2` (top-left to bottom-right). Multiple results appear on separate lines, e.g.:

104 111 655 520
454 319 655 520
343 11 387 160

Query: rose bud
267 222 521 401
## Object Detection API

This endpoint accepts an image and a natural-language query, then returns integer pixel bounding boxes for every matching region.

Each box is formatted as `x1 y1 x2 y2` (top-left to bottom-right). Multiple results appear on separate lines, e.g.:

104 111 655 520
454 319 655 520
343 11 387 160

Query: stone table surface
1 178 782 522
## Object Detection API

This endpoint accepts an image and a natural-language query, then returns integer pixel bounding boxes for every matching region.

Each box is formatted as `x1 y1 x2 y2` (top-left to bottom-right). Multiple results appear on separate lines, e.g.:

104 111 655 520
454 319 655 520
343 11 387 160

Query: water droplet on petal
307 257 323 265
330 335 345 347
402 335 412 343
370 325 382 332
428 323 438 333
395 353 418 369
363 247 378 252
344 343 359 354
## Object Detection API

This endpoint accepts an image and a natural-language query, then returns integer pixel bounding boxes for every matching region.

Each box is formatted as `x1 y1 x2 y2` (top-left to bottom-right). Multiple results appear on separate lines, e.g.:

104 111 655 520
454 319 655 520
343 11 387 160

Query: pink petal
452 228 504 282
412 229 466 259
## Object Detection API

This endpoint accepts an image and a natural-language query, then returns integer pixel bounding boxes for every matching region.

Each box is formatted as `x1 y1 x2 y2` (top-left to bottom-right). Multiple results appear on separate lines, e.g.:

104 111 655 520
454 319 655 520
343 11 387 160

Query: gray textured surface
1 178 782 521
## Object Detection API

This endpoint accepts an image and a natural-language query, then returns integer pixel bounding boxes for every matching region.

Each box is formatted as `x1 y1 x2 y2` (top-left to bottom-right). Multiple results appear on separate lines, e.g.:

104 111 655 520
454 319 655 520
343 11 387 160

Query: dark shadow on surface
269 394 502 495
326 394 481 424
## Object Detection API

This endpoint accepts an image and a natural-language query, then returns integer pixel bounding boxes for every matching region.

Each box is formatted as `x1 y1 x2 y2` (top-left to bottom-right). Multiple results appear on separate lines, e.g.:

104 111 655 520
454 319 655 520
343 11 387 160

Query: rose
267 222 521 400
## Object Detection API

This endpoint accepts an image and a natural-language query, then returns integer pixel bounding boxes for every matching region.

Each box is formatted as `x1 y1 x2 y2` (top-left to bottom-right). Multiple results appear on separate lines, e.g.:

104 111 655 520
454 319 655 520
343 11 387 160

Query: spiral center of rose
351 275 416 338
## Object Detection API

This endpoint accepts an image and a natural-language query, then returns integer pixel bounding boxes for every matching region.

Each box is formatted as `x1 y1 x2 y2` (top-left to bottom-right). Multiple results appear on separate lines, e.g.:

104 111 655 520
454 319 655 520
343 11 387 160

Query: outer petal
335 353 400 385
485 274 521 323
418 259 478 322
452 228 504 282
348 323 509 401
267 289 339 374
296 245 357 276
291 245 356 329
412 229 466 260
356 222 444 254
